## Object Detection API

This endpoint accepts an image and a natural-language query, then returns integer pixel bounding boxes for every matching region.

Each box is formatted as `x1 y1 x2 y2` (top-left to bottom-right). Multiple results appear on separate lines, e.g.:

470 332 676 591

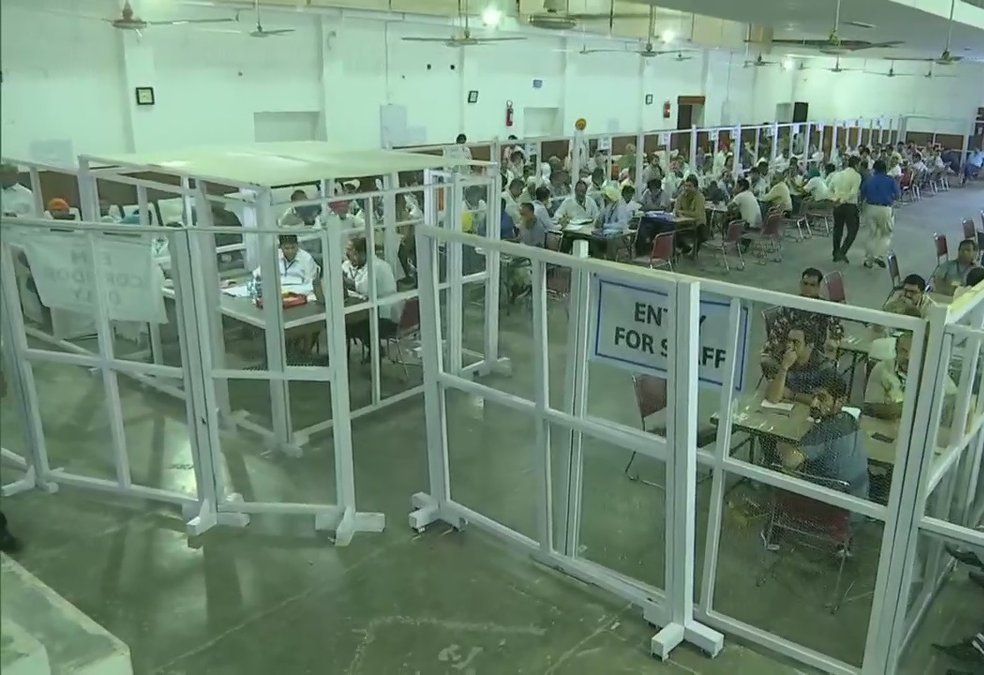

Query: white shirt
601 199 635 232
501 189 522 223
827 167 862 205
729 190 762 229
2 183 37 217
252 247 319 286
887 165 902 179
772 156 790 174
804 176 833 201
347 255 401 322
762 181 793 212
555 194 600 222
865 358 955 405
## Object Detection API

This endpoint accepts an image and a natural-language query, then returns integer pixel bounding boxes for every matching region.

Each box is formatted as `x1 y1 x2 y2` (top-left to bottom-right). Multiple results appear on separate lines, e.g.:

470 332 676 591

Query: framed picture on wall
645 94 654 105
135 87 155 106
467 90 479 103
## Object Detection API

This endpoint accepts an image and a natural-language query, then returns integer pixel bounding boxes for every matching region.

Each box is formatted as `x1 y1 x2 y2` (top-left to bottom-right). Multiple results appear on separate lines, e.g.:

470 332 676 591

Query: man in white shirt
1 164 38 217
555 179 600 224
827 156 862 263
342 236 402 360
501 178 525 224
728 178 763 229
772 149 791 175
887 156 903 179
803 168 833 202
660 171 681 209
252 234 320 287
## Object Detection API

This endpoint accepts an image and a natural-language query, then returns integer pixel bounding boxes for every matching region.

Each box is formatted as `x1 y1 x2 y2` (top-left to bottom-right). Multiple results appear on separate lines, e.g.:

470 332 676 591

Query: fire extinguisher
663 100 671 119
505 100 514 128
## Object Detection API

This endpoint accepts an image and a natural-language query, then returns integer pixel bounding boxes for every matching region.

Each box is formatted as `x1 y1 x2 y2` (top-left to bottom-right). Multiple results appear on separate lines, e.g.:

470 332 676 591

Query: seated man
341 236 401 355
516 202 546 248
554 179 600 224
884 274 934 318
599 184 636 236
252 234 319 286
637 177 663 212
933 238 981 296
761 268 844 379
954 266 984 299
673 175 707 254
728 178 762 229
865 331 958 422
765 323 839 405
761 173 793 215
778 376 870 500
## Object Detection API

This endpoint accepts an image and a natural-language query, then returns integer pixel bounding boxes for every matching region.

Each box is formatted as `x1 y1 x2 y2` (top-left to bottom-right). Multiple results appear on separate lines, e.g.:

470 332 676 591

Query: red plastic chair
962 218 977 242
705 220 746 272
624 375 669 487
750 211 784 262
933 233 949 264
647 231 675 271
824 270 847 303
384 298 420 378
886 252 902 291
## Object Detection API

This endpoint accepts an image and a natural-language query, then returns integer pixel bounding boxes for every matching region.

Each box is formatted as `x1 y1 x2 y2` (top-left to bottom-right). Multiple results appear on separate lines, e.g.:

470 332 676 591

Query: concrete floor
1 183 983 674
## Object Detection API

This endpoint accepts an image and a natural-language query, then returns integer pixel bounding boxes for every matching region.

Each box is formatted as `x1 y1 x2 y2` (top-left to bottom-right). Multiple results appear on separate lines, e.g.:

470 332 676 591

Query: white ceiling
627 0 984 60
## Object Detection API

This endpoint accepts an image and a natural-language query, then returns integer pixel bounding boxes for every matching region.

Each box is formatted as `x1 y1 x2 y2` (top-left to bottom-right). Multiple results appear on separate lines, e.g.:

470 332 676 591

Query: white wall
1 0 981 162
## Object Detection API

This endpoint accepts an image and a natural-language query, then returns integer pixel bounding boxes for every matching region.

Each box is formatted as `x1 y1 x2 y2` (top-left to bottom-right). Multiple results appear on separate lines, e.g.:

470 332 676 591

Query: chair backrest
725 220 745 243
762 211 782 237
899 171 912 188
398 297 420 333
933 232 948 260
824 271 847 303
544 230 563 252
632 374 668 422
963 218 977 241
650 231 675 262
886 251 901 289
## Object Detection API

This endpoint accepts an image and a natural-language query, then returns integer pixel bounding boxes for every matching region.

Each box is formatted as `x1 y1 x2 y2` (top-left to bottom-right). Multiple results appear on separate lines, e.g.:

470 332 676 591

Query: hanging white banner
589 275 750 389
25 232 166 324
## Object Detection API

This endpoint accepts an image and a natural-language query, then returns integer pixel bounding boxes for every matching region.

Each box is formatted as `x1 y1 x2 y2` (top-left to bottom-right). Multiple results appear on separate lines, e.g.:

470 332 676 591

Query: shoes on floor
0 529 20 554
874 257 887 268
863 259 874 269
946 544 984 569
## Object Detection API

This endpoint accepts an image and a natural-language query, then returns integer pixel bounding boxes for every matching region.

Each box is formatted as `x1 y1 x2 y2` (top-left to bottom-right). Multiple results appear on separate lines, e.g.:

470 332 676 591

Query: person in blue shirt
498 196 518 240
860 159 900 269
778 375 870 501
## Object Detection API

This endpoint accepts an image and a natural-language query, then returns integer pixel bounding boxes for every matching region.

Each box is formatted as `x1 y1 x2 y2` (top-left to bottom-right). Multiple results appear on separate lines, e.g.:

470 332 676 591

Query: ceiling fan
744 54 777 68
402 0 525 47
826 56 861 72
924 64 957 79
867 61 914 77
575 5 694 58
763 0 903 54
894 0 963 65
198 1 295 38
527 0 650 32
35 0 234 33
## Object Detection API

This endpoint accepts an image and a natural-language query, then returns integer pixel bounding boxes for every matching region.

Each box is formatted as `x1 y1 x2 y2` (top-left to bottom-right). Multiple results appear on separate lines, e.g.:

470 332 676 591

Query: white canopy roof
83 142 488 187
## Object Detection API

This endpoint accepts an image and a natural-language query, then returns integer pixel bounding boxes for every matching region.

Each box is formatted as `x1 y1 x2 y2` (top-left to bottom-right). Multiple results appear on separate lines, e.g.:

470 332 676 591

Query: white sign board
597 136 612 151
25 232 166 324
524 142 537 158
792 124 802 135
659 132 671 146
589 276 750 389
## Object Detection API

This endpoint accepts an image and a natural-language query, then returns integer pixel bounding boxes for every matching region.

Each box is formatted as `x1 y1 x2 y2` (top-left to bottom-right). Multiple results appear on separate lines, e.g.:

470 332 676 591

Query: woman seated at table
777 376 871 500
765 323 838 405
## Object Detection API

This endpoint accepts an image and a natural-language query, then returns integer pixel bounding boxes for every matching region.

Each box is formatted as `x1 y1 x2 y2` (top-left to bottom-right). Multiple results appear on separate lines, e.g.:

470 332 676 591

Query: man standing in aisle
828 156 862 263
861 160 900 269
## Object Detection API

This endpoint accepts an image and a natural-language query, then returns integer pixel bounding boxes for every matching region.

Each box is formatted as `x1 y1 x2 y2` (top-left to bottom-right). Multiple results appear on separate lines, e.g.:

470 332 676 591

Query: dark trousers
832 203 860 258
